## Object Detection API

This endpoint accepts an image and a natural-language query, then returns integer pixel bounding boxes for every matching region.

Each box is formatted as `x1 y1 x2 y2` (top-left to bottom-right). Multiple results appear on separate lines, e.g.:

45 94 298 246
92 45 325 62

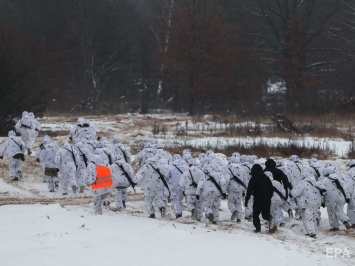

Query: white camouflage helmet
289 155 299 163
8 130 16 137
322 166 335 176
309 157 318 164
113 136 121 144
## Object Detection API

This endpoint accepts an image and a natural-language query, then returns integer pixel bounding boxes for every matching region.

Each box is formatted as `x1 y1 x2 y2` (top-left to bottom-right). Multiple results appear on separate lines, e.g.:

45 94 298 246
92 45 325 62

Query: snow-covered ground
1 114 355 266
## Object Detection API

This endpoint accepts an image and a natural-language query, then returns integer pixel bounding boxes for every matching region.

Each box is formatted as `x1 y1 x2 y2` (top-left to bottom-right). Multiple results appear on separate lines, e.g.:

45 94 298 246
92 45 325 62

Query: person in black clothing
264 158 291 198
245 164 275 233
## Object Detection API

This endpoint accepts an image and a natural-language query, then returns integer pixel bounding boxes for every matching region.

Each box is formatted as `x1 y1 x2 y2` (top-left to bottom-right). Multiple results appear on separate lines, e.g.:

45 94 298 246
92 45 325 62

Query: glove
346 198 351 204
244 201 248 208
242 192 245 197
196 195 200 201
183 191 186 196
39 144 44 150
321 202 325 208
36 158 40 163
222 193 227 200
69 137 72 141
0 156 3 159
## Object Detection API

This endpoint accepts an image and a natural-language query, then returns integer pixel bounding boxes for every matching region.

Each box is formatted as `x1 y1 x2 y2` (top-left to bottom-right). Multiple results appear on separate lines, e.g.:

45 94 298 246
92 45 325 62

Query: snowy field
1 114 355 266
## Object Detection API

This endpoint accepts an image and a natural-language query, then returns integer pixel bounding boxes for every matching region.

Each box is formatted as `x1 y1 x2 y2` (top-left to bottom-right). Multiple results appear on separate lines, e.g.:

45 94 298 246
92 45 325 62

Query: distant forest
1 0 355 124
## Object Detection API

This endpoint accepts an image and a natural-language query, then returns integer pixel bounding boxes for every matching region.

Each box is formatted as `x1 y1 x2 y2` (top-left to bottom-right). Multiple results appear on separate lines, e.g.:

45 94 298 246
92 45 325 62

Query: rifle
311 166 321 180
273 186 290 206
77 147 88 167
174 164 183 174
228 168 247 189
117 146 128 163
328 177 347 200
11 138 23 151
20 124 32 130
204 170 224 195
103 150 113 165
116 163 136 193
150 164 170 195
64 147 77 170
189 170 197 188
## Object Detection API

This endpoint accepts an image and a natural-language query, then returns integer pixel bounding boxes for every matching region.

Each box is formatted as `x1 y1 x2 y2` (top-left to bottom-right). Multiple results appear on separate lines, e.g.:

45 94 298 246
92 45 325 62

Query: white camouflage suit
111 159 135 211
54 141 80 195
38 138 59 192
15 111 33 153
265 171 286 226
196 164 227 223
321 167 351 229
28 112 41 150
0 131 26 180
240 161 253 220
344 162 355 225
73 142 91 192
226 163 248 221
168 158 189 218
291 173 325 236
133 158 169 218
179 163 204 221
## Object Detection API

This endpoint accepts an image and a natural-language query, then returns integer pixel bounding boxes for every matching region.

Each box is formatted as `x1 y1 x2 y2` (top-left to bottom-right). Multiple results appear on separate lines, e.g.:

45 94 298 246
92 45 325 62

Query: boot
79 186 85 193
231 211 237 221
55 182 59 189
208 213 214 224
72 186 78 194
149 213 155 219
27 148 32 156
329 227 339 231
122 200 126 209
160 207 166 218
351 224 355 229
236 219 241 223
288 209 293 219
191 209 196 219
344 221 351 230
11 176 19 181
268 217 277 233
309 234 316 239
295 209 301 219
176 213 182 219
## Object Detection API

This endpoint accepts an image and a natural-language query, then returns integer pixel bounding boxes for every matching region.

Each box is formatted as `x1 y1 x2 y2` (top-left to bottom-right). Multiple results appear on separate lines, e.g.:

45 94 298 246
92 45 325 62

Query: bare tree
242 0 345 113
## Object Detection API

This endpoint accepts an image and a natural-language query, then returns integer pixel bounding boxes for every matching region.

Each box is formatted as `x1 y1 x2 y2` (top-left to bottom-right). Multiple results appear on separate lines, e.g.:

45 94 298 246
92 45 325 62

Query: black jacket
264 166 291 195
245 171 274 205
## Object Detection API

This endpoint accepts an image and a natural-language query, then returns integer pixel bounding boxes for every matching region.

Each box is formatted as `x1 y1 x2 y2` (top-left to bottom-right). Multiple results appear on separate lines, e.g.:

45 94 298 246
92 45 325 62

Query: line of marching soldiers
1 116 355 238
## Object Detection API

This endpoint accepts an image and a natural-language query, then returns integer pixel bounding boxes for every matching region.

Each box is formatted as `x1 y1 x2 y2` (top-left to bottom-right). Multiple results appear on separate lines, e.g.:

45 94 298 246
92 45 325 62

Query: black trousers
253 200 271 231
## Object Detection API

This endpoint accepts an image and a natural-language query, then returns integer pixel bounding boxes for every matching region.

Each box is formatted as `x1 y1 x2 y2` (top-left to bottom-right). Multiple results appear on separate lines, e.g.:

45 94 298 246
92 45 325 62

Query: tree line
1 0 355 132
